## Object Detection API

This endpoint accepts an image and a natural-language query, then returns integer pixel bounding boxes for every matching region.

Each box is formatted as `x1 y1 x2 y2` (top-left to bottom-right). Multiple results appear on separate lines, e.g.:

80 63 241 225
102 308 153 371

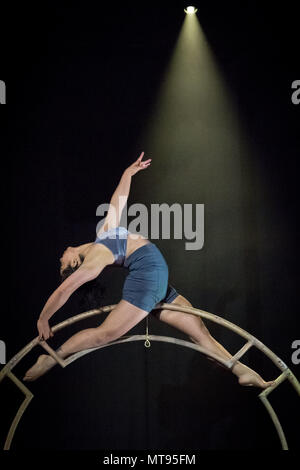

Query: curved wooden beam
1 302 299 451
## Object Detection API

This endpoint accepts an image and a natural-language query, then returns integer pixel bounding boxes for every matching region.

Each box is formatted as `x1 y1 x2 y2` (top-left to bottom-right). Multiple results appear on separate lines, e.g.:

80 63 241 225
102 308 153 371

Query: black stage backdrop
0 0 299 455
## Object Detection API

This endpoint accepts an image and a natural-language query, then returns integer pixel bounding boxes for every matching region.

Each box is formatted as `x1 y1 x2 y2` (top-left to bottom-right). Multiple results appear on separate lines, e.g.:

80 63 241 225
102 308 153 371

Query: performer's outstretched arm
37 246 112 340
97 152 151 235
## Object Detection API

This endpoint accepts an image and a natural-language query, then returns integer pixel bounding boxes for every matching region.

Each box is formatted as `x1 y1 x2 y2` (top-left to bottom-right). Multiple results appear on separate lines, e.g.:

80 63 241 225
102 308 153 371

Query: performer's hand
37 317 54 341
126 152 151 176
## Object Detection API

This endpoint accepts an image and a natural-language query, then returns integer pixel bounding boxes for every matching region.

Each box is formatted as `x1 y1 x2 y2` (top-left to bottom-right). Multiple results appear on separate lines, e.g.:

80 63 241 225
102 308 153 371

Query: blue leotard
94 226 128 266
94 226 179 312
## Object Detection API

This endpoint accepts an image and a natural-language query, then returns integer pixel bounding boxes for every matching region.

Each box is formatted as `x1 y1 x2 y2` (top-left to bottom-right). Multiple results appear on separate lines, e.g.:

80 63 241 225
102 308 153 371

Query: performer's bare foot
228 361 275 389
23 354 56 382
238 370 275 389
205 356 275 389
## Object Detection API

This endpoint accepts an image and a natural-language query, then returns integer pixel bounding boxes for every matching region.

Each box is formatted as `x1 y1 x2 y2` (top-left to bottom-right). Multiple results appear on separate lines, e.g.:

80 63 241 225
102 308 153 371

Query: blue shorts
122 242 179 312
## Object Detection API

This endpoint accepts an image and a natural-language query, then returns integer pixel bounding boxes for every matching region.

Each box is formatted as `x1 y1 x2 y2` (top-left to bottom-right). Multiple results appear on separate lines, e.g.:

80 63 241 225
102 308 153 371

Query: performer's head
60 247 84 280
59 247 105 309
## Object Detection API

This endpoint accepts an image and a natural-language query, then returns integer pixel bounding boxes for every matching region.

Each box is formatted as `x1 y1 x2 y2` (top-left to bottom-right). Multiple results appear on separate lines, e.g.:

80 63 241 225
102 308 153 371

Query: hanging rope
144 316 151 348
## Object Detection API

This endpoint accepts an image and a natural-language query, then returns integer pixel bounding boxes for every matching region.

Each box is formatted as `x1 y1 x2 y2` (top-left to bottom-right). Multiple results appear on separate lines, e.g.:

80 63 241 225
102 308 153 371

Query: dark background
0 0 299 452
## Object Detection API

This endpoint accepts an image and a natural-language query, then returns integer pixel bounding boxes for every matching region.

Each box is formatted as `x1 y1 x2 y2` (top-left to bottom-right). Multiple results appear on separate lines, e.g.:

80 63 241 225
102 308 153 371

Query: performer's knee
92 327 114 347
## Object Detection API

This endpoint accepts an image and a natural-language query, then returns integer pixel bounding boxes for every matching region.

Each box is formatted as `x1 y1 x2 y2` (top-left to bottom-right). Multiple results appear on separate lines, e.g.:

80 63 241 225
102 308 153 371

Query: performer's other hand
126 152 151 176
37 317 54 341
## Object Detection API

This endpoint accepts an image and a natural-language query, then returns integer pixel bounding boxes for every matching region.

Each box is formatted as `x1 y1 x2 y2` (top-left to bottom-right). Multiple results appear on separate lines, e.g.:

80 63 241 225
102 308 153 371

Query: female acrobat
24 153 275 389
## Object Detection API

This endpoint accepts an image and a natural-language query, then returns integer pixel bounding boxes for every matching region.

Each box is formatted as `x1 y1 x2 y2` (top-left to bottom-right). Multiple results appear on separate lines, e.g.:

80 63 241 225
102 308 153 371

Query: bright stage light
184 6 198 14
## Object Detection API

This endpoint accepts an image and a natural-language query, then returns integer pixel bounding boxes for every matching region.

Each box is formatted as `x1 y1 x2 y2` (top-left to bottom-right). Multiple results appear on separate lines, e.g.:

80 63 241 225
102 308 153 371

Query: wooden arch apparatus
1 302 299 450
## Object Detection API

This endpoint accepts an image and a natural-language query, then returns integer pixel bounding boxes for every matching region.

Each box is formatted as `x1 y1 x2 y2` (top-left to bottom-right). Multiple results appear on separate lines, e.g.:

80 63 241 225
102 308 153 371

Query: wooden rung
39 341 67 368
4 373 34 451
259 371 289 398
7 371 33 398
226 340 254 369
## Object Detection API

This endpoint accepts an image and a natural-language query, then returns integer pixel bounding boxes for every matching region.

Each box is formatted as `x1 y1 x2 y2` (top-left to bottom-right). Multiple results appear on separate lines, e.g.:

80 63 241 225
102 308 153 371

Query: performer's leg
23 300 149 381
152 295 275 389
